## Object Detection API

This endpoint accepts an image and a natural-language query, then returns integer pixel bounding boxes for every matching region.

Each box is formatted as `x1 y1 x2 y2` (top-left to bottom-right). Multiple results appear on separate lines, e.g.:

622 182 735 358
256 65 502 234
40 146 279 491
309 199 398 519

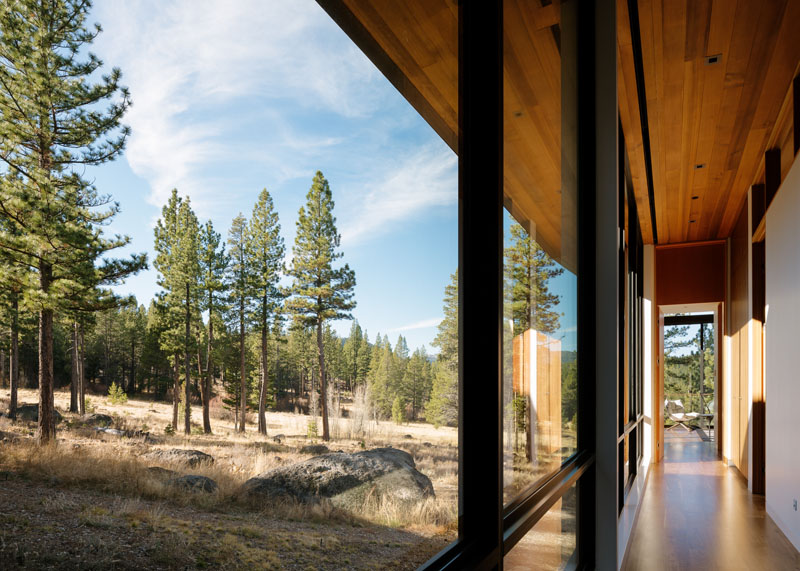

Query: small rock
168 475 218 493
144 448 214 467
299 444 329 455
146 466 178 479
403 434 413 439
422 442 432 448
94 427 125 437
14 404 62 424
81 413 114 427
272 434 285 444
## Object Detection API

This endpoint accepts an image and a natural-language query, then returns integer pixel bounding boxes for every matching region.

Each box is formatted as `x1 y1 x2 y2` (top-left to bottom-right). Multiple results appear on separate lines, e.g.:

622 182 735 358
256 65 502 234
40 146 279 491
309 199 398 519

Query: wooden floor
623 432 800 570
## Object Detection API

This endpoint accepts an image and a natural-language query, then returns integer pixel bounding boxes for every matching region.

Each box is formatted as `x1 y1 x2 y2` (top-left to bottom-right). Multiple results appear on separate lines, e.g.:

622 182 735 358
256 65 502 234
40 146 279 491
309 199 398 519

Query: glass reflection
502 0 578 503
504 484 578 570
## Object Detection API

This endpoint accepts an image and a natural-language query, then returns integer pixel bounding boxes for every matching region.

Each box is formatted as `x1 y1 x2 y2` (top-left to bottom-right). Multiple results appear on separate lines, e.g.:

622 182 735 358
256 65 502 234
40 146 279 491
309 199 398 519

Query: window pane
502 0 579 503
504 483 578 570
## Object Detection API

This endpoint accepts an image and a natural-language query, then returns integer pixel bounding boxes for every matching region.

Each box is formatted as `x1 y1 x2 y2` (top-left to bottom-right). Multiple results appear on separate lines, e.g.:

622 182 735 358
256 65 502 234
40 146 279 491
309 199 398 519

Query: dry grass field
0 388 458 570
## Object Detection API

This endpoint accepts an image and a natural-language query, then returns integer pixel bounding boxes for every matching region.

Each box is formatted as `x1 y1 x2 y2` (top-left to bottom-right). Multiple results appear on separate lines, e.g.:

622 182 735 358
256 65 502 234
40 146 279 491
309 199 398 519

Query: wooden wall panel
655 241 725 305
729 205 750 480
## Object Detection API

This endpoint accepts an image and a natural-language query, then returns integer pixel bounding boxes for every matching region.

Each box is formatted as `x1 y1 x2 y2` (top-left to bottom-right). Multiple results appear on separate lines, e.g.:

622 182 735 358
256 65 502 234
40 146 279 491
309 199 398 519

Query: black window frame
420 1 613 569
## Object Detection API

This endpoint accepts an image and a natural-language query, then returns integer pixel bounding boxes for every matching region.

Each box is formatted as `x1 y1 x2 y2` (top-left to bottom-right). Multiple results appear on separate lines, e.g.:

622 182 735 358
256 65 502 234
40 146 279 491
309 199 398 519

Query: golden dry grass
0 387 458 533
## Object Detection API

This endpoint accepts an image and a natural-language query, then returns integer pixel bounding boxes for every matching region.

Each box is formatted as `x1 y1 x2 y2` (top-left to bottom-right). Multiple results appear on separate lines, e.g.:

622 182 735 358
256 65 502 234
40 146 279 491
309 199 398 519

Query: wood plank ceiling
327 0 575 269
619 0 800 244
321 0 800 249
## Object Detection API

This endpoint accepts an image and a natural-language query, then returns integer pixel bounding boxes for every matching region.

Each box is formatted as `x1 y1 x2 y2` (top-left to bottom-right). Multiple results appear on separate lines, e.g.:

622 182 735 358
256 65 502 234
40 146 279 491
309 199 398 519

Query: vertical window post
458 1 503 567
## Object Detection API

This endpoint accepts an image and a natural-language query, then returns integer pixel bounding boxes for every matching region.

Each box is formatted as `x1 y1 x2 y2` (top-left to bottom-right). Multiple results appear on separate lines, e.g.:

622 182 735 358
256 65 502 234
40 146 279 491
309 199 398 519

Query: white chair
665 399 700 431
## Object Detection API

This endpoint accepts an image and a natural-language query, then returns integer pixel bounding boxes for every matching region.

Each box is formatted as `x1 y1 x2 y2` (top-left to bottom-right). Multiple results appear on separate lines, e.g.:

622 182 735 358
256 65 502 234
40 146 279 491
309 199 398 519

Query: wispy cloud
92 0 384 218
339 144 457 246
388 317 442 333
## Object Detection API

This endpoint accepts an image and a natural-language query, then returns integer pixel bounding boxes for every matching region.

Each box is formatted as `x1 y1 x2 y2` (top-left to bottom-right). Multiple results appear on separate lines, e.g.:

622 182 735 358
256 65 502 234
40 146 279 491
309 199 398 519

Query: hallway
623 432 800 570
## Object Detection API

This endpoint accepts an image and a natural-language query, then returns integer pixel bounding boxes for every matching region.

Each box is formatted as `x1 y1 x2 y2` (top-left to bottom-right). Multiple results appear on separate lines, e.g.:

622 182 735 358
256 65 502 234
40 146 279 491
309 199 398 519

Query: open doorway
660 310 719 462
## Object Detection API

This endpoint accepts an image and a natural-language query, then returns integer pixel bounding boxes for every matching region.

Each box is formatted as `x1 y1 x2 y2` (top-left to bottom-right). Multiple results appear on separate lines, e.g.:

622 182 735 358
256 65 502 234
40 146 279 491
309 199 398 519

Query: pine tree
343 321 363 390
288 172 355 441
198 220 228 433
153 191 200 434
0 0 146 443
227 213 250 432
357 331 372 387
246 189 285 435
402 347 432 421
428 271 459 427
504 223 563 335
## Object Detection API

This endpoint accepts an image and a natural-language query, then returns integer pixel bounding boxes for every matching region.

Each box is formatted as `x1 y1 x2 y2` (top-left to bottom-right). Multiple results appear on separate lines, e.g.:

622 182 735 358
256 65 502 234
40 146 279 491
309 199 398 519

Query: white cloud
338 144 457 246
388 317 442 333
92 0 384 218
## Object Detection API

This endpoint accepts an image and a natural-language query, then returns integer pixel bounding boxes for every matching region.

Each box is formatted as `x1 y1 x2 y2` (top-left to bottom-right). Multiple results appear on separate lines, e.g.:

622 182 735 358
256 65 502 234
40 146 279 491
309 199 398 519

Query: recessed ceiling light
695 164 706 169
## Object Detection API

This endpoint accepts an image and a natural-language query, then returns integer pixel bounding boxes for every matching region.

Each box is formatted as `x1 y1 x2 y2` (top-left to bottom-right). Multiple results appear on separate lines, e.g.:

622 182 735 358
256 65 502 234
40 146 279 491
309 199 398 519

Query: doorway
658 305 721 463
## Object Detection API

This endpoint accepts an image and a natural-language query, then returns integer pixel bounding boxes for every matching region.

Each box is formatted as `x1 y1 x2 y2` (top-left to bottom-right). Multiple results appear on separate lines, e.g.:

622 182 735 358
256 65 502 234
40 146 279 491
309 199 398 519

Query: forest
0 1 573 568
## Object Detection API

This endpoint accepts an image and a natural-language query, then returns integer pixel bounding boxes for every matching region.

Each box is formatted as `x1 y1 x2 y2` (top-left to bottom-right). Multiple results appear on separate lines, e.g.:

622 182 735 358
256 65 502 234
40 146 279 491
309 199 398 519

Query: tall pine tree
227 213 250 432
198 220 228 433
428 271 458 427
153 191 200 434
246 189 285 435
288 172 355 441
0 0 146 442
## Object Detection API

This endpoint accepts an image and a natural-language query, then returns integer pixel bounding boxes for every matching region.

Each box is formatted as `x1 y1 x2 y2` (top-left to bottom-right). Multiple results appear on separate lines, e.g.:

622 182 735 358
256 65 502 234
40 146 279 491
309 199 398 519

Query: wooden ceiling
619 0 800 244
322 0 575 269
320 0 800 250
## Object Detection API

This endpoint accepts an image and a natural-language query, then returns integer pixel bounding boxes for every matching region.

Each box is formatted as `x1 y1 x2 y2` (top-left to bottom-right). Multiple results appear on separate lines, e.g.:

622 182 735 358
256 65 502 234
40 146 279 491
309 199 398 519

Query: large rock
81 413 114 427
241 447 434 509
144 449 214 467
15 404 62 424
168 475 218 493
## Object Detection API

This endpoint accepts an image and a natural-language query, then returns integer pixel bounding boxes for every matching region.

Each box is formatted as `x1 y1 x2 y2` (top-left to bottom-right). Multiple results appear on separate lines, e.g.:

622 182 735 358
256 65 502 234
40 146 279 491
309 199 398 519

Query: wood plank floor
623 433 800 570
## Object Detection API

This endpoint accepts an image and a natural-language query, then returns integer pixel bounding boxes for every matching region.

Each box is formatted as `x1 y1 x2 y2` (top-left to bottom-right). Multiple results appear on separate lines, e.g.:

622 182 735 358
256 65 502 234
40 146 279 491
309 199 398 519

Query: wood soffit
618 0 800 245
321 1 800 249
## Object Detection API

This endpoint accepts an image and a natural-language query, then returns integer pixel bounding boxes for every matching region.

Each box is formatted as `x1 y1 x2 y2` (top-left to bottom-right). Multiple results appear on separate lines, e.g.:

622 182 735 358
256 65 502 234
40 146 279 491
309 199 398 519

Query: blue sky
89 0 458 352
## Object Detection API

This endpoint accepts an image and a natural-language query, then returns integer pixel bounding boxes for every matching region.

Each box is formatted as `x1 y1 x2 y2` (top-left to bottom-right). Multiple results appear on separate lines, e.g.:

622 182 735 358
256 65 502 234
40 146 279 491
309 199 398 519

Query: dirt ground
0 388 458 570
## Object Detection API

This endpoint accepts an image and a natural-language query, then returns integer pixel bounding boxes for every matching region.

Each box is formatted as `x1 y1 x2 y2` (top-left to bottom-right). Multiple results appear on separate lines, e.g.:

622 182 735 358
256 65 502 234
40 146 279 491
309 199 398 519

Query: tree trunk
130 336 136 395
239 299 246 432
70 322 78 412
258 305 268 435
172 355 179 431
9 295 19 420
0 348 5 388
316 321 330 441
38 263 55 444
184 282 192 435
78 323 85 416
203 313 212 434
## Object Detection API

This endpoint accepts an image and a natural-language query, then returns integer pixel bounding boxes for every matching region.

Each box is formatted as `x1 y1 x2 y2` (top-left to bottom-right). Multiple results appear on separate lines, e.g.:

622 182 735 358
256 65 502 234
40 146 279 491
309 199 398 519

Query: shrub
306 419 318 440
392 396 405 425
108 383 128 405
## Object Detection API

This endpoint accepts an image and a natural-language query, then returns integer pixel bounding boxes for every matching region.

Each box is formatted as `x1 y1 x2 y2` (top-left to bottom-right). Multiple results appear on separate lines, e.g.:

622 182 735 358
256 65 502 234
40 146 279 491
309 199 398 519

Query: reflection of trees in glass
503 222 563 466
664 322 715 415
504 223 563 336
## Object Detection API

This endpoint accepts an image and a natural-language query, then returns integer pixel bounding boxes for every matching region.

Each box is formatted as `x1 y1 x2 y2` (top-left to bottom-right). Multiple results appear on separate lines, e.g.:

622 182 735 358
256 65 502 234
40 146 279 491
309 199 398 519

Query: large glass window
502 0 579 505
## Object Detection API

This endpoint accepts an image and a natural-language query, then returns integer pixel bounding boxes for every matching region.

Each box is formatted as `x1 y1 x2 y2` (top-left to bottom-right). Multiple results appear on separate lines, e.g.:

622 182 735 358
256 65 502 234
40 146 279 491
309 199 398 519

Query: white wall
765 154 800 552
